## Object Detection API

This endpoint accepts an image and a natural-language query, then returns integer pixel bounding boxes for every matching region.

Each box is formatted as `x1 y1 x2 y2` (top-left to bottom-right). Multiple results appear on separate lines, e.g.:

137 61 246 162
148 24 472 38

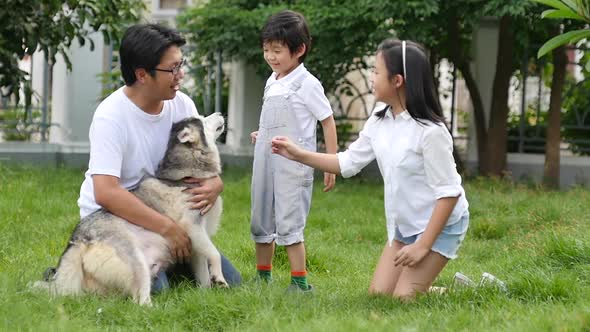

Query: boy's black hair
260 10 311 63
374 39 444 125
119 24 186 86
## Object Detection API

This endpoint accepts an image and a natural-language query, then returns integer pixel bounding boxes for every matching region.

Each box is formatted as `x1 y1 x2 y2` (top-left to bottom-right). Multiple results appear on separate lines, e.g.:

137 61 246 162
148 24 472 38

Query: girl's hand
323 172 336 192
393 242 430 267
271 136 302 160
250 131 258 144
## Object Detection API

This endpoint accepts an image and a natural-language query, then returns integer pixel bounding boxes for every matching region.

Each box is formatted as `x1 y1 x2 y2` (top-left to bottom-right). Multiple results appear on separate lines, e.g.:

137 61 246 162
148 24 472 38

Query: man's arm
93 174 192 263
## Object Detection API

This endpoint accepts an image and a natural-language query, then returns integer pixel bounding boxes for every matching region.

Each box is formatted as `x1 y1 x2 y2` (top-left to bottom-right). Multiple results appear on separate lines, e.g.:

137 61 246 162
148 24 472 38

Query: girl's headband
402 40 407 79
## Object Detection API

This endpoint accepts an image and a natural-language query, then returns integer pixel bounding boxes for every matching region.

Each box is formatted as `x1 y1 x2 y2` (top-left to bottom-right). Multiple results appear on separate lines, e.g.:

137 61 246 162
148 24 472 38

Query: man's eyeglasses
154 58 186 76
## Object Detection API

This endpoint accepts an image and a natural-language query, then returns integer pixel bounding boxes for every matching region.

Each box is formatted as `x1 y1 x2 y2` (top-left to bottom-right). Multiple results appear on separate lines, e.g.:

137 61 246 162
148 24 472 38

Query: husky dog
35 113 228 306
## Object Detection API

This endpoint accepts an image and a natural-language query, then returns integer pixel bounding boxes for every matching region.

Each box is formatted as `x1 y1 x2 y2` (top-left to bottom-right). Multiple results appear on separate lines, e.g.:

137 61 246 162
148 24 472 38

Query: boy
250 10 338 291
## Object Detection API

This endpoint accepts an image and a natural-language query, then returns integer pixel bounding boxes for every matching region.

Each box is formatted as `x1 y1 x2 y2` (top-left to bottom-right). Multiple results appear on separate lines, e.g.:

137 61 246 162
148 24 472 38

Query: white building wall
49 32 105 148
224 60 264 155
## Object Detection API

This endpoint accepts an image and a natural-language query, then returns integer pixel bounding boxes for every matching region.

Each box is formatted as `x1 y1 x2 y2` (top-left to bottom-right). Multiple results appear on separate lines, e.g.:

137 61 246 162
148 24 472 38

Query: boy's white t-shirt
264 63 333 137
77 87 198 218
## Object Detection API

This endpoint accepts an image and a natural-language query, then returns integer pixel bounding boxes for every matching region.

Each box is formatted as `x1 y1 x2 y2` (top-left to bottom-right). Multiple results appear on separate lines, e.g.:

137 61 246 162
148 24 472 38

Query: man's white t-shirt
77 87 198 218
264 63 333 137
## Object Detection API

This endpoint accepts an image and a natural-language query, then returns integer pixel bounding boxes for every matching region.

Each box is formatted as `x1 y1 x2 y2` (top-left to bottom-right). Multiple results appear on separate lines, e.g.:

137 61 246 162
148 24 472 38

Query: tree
532 0 590 59
177 0 414 94
533 0 590 188
378 1 538 176
544 37 568 188
0 0 145 107
178 0 561 177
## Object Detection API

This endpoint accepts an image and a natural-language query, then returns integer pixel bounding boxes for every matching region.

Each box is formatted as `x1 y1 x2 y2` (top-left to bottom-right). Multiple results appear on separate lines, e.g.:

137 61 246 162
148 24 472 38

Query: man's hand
161 221 192 264
183 175 224 215
323 172 336 192
393 242 430 267
250 131 258 144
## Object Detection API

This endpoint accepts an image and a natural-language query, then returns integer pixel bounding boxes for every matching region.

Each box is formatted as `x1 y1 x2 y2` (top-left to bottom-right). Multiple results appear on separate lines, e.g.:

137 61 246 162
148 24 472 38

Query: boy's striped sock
290 271 310 290
256 265 272 282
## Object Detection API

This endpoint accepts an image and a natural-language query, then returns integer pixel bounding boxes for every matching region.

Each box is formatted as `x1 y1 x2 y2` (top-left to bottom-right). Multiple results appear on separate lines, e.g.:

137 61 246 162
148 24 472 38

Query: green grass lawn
1 163 589 331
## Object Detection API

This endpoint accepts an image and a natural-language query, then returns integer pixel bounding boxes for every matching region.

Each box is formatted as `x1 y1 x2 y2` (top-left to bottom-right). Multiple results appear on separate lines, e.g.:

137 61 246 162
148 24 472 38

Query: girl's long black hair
374 39 444 125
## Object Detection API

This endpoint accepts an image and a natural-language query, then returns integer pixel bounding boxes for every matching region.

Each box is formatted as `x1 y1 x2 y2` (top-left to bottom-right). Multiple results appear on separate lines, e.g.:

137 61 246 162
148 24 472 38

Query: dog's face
175 113 225 149
157 113 225 180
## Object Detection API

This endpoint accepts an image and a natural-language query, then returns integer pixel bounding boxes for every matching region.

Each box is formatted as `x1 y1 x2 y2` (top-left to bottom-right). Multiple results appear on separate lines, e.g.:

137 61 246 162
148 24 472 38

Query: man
77 23 241 290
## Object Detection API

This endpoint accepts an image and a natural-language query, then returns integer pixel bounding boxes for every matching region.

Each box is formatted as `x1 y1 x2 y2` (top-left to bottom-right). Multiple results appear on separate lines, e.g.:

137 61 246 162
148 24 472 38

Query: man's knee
220 254 242 286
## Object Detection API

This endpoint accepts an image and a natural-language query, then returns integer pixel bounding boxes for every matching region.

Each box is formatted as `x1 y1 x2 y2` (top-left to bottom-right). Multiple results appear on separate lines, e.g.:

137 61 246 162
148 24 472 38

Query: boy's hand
250 131 258 144
323 172 336 192
271 136 302 160
393 242 430 267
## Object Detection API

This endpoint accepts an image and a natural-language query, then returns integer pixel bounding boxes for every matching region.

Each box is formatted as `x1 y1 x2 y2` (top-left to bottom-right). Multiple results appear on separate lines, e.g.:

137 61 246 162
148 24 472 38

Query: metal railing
508 45 590 155
0 58 53 143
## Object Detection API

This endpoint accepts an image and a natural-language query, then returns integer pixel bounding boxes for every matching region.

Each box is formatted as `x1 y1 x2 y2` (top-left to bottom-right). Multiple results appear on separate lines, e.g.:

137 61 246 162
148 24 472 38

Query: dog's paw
30 280 50 291
136 295 153 307
211 275 229 288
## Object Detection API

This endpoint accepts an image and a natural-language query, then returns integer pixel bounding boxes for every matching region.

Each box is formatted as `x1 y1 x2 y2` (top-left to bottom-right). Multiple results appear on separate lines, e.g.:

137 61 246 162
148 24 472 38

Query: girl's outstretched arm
271 136 341 175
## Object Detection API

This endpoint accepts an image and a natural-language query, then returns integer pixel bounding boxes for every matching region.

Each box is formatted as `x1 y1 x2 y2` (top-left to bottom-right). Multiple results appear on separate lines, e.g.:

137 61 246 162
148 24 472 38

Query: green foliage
539 29 590 57
506 107 547 154
562 77 590 155
0 0 145 106
505 67 590 156
0 107 42 141
532 0 590 57
177 1 438 93
98 70 125 101
316 120 354 150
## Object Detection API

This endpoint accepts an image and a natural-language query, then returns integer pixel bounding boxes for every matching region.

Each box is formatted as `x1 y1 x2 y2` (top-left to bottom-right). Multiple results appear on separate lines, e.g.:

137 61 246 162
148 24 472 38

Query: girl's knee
369 285 417 301
368 284 393 296
392 289 417 301
393 282 428 300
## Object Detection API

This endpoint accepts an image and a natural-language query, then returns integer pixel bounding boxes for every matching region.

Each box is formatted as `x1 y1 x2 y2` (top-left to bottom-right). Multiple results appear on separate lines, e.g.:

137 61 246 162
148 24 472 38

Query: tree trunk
458 62 488 171
543 41 567 189
448 14 488 173
428 47 465 173
482 15 514 176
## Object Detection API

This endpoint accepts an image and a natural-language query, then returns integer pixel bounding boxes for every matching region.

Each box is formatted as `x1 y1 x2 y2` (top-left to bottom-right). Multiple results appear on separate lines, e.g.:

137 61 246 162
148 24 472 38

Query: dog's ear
177 126 200 144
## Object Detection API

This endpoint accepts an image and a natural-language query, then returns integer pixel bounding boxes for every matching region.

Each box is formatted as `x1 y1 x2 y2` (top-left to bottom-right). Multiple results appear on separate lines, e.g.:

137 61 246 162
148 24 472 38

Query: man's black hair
120 24 186 86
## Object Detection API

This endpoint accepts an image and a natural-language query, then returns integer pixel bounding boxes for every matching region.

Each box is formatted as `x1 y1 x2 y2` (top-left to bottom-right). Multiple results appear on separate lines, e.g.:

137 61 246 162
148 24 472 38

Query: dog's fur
34 113 227 306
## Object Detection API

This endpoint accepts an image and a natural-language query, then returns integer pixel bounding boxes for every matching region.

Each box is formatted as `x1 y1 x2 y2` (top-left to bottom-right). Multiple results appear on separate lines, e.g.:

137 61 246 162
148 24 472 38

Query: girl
271 39 469 299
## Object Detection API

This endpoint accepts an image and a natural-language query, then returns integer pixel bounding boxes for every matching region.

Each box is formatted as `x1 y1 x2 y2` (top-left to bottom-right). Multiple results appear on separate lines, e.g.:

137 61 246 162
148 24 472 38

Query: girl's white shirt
264 63 333 137
337 108 469 243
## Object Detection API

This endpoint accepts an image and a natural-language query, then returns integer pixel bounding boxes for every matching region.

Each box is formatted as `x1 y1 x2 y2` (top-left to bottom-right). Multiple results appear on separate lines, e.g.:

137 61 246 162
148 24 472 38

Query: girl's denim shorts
394 211 470 260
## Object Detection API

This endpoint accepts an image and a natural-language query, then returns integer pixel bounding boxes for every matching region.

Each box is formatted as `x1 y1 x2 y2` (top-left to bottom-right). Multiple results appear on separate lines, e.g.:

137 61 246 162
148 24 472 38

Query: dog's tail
32 243 87 296
51 244 87 295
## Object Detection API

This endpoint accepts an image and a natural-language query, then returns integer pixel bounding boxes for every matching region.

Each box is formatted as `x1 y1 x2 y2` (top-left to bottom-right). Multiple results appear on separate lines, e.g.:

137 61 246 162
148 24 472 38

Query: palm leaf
530 0 576 11
537 29 590 57
542 8 586 20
